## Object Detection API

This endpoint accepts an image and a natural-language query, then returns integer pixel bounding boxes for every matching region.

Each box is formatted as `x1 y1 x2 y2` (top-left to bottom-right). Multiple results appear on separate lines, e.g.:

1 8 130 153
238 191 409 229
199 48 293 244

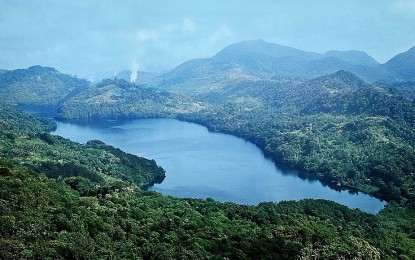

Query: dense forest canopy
0 101 414 259
1 40 415 258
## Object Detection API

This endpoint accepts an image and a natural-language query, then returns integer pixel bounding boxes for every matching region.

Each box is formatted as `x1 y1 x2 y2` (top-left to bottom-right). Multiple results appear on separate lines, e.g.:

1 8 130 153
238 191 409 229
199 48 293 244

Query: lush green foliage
0 66 89 106
54 70 415 207
0 102 165 189
0 102 56 132
58 78 201 119
378 81 415 101
1 80 415 258
1 160 414 259
179 72 415 206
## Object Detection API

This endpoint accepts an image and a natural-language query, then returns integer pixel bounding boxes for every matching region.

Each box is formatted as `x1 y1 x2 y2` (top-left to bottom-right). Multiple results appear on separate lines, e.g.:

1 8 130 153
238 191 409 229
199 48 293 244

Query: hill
56 67 415 206
384 46 415 81
0 102 165 189
177 71 415 205
148 58 260 92
58 78 202 119
0 66 89 106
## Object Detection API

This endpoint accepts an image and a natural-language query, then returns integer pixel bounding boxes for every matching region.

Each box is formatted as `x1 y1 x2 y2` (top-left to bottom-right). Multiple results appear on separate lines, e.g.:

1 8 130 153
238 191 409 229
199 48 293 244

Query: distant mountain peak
213 39 320 60
386 46 415 62
210 39 322 78
152 40 415 89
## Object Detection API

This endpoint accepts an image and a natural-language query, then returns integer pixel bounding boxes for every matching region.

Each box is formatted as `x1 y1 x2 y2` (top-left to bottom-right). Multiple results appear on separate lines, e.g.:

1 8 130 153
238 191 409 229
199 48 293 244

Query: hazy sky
1 0 415 76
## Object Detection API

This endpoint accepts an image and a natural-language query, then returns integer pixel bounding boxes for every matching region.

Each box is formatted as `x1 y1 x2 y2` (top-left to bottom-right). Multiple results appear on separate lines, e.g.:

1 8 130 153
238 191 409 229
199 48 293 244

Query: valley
1 39 415 258
51 117 386 213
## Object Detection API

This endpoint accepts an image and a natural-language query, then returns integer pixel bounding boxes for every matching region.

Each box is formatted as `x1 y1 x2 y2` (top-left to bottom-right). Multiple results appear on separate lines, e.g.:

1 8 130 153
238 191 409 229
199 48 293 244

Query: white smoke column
130 59 139 83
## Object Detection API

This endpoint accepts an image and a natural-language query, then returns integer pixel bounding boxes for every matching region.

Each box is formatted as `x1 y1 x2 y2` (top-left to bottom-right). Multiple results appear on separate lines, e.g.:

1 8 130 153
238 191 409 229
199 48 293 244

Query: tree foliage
1 160 414 259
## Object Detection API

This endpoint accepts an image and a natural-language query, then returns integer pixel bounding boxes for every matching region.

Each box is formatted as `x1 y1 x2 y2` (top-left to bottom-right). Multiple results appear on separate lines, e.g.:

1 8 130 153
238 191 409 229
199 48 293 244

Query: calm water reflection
52 118 386 213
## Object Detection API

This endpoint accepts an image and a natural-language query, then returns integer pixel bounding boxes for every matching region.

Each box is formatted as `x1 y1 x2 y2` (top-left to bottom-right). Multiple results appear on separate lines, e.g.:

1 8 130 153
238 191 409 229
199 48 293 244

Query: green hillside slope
0 66 89 106
1 81 414 259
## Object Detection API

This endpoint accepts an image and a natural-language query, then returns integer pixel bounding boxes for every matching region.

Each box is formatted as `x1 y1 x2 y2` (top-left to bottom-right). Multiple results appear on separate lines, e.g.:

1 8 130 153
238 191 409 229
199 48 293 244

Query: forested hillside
56 69 415 207
0 102 165 189
2 40 415 258
58 78 201 119
1 102 414 259
179 71 415 206
0 66 89 106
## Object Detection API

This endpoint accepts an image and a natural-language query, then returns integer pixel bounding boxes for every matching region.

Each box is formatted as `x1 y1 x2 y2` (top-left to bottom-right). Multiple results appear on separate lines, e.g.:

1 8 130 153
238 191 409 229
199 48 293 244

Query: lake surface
51 118 386 213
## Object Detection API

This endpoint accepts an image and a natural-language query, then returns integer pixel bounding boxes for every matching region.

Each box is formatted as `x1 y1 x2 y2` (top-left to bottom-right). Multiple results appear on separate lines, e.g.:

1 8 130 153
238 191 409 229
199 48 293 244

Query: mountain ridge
384 46 415 81
149 40 414 91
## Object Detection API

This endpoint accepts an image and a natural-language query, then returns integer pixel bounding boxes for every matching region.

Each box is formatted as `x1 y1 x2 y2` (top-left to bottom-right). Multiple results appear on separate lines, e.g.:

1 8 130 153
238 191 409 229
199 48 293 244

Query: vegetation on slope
179 71 415 206
0 66 89 107
1 84 415 259
1 159 415 259
53 69 415 207
0 102 165 189
0 102 56 132
58 78 202 119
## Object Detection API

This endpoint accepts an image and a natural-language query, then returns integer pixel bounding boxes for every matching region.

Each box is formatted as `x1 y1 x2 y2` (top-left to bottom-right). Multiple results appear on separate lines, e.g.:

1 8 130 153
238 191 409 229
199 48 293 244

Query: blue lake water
51 118 386 213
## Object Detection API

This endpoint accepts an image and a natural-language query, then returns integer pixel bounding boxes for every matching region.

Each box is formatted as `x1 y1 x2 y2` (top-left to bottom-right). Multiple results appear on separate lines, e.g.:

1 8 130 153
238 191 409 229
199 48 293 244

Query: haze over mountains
0 39 413 102
108 40 410 92
149 40 413 90
1 39 415 110
1 38 415 258
6 39 411 93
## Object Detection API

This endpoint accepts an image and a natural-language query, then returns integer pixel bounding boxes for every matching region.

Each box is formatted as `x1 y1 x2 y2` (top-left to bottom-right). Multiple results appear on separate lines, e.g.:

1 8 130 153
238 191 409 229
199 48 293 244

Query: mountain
150 40 415 92
214 39 321 61
378 80 415 100
323 50 379 67
147 58 260 92
0 65 89 106
212 39 321 77
384 46 415 81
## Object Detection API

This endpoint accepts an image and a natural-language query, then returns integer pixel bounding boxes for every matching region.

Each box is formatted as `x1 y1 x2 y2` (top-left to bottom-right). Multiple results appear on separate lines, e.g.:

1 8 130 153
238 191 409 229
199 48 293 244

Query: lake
51 118 386 213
